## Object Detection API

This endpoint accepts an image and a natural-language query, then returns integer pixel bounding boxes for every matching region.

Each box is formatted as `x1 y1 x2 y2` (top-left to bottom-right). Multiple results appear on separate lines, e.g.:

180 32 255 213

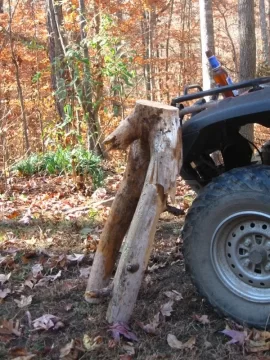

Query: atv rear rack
171 77 270 106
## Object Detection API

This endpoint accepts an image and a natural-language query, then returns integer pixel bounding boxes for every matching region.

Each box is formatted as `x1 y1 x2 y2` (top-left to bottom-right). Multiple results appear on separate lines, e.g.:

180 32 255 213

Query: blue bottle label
226 76 239 96
208 55 220 69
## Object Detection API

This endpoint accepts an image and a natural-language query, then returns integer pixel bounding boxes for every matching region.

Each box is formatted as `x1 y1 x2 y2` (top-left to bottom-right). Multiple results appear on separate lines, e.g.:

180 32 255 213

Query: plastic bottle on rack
206 50 238 98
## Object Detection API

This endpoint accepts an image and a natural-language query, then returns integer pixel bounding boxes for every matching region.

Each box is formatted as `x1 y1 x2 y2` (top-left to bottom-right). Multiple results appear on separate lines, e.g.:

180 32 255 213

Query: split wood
85 100 182 324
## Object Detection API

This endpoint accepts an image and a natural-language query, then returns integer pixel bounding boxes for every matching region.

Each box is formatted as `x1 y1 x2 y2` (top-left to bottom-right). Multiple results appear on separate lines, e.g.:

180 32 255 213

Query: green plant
12 146 104 188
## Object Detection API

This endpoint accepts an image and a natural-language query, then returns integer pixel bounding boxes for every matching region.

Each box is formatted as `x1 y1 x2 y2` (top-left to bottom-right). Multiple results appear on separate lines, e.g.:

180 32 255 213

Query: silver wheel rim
211 211 270 303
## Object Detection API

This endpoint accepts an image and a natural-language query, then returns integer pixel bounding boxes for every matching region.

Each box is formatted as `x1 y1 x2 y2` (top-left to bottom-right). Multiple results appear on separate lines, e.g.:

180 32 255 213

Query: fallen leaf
79 267 91 278
108 322 138 342
122 342 135 355
66 254 84 263
148 263 167 272
160 300 174 317
32 314 63 331
0 288 11 299
137 313 160 335
59 339 84 359
31 264 43 278
0 272 11 285
65 303 73 312
83 334 102 351
0 319 21 336
246 339 270 353
9 347 36 359
221 329 247 345
167 334 196 350
35 270 62 286
193 314 210 325
14 295 33 308
164 290 183 302
119 355 133 360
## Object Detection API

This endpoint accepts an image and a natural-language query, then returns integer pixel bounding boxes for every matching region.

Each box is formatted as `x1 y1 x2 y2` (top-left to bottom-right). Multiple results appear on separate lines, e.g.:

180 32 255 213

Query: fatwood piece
106 100 181 323
85 140 150 303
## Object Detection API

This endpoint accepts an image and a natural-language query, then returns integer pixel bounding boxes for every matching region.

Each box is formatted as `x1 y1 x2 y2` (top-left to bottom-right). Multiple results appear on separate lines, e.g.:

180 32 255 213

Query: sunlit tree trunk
46 0 66 122
199 0 215 91
259 0 270 64
238 0 256 142
165 0 174 103
79 0 102 155
8 0 30 153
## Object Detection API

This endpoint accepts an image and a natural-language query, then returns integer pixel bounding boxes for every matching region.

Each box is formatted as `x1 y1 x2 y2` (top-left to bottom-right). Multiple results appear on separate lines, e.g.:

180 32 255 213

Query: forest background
1 0 270 173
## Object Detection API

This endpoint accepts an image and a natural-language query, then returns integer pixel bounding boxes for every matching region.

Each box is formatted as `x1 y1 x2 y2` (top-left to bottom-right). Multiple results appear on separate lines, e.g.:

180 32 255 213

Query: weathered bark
105 100 181 323
165 0 174 103
85 139 150 302
238 0 256 142
8 0 29 153
215 2 238 74
199 0 215 91
0 0 4 13
46 0 66 122
259 0 270 65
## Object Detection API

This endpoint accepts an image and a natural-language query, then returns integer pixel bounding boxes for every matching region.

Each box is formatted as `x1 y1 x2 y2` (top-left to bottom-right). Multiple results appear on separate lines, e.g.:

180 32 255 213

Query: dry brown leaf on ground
9 347 36 359
83 334 102 351
31 264 43 277
148 262 167 273
0 319 21 336
137 313 160 335
108 322 138 342
122 342 135 355
0 272 11 285
66 254 84 263
59 339 85 359
12 355 36 360
14 295 33 308
32 314 64 331
221 328 247 345
164 290 183 301
119 355 133 360
193 314 210 325
79 267 91 278
35 270 62 287
167 334 196 350
246 339 270 353
0 288 11 299
160 300 174 317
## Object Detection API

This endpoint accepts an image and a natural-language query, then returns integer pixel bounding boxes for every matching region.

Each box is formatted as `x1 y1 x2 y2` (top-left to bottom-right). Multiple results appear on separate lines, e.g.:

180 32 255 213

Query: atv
171 77 270 328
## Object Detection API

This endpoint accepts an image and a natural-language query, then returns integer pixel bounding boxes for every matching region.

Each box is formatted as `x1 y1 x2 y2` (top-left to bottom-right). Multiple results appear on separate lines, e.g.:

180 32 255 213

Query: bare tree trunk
238 0 256 142
165 0 174 103
46 0 66 122
79 0 103 155
8 0 29 153
259 0 270 64
0 0 3 13
215 2 238 74
199 0 215 91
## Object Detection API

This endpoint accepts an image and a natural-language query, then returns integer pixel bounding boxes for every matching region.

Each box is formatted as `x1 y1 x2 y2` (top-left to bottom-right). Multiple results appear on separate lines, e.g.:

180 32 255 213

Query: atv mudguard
180 85 270 189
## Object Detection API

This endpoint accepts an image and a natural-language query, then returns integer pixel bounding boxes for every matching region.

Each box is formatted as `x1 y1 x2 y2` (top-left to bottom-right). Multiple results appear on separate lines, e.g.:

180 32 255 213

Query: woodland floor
0 171 269 360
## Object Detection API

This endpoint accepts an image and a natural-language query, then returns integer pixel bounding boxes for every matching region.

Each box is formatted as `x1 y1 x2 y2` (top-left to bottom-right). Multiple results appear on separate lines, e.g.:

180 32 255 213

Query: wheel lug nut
244 239 252 247
265 263 270 271
243 259 251 267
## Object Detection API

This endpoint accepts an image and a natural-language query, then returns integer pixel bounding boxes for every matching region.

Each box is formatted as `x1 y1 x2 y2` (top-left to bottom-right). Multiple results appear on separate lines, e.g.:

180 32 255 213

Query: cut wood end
84 292 102 304
136 99 178 111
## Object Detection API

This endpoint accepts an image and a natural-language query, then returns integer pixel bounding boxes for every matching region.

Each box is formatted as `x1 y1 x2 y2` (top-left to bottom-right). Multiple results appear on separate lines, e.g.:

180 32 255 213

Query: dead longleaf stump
85 100 182 324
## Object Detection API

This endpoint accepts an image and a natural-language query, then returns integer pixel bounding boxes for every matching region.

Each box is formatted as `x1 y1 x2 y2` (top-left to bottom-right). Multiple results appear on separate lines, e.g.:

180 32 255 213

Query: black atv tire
183 165 270 328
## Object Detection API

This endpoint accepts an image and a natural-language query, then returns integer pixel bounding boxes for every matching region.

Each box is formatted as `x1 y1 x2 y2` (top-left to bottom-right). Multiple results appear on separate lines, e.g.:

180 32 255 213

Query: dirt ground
0 175 268 360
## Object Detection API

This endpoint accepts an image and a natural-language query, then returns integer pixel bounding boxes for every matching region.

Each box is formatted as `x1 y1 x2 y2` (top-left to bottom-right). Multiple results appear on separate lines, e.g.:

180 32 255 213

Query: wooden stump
85 100 182 323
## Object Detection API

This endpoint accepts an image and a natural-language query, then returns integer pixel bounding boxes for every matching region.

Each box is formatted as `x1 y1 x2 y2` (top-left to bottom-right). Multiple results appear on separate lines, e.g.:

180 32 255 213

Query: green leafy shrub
12 146 104 189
